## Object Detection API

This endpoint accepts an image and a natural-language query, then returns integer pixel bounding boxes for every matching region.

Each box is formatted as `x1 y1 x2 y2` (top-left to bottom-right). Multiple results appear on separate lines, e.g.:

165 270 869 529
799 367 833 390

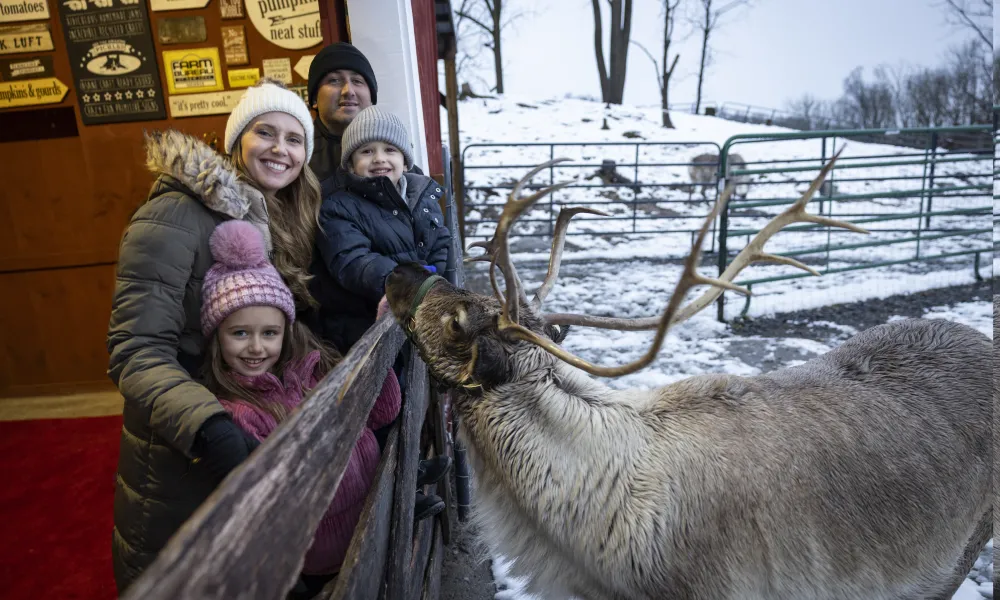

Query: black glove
194 415 260 482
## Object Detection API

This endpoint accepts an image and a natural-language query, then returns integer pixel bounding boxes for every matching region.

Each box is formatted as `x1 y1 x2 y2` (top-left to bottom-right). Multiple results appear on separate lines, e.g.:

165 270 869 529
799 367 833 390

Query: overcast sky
458 0 986 111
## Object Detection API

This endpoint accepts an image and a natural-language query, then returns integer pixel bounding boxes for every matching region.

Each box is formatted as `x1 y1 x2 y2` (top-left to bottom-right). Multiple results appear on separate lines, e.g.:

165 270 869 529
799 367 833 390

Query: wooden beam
385 350 429 599
121 316 406 600
421 523 445 600
443 51 465 246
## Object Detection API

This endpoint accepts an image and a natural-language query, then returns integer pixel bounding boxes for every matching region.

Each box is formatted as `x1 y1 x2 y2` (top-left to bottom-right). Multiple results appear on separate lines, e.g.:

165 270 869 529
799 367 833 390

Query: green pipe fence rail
716 125 993 319
461 141 728 255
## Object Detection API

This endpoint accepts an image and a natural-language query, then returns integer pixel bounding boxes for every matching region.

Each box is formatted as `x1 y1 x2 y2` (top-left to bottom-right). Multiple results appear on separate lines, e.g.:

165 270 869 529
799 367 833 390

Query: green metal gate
715 125 993 319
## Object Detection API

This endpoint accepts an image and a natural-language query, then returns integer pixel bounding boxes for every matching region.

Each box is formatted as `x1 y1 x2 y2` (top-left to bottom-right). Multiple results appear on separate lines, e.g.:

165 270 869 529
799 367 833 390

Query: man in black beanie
307 42 378 183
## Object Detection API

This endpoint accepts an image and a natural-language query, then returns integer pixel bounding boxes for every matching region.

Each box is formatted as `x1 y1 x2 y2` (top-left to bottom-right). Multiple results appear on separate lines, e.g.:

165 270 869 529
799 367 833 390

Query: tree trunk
591 0 610 101
492 0 504 93
695 0 711 115
660 1 676 128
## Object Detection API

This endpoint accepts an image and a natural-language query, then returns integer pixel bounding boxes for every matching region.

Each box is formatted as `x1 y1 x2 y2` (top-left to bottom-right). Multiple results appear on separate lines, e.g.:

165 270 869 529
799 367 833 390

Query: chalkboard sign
57 0 165 125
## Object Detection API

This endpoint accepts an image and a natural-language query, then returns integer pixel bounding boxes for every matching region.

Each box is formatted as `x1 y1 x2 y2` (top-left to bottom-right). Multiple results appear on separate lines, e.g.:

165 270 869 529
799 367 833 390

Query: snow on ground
449 95 993 600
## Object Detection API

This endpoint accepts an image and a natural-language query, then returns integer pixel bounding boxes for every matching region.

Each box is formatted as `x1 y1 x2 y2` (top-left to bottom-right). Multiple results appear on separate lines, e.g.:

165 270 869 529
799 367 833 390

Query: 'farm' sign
0 0 49 23
248 0 320 50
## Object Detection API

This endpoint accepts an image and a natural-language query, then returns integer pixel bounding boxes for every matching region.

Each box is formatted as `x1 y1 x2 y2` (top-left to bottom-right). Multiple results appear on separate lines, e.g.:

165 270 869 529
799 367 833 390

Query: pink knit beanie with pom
200 220 296 337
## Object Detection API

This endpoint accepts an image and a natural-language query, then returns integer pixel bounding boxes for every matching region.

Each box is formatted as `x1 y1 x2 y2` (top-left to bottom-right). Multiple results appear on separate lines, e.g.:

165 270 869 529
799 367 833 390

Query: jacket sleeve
426 197 452 274
107 208 225 458
367 370 402 430
318 199 398 303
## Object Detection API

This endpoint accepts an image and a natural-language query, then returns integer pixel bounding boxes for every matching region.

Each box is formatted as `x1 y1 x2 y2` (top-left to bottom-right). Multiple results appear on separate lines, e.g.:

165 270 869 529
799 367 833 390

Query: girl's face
350 141 405 186
239 112 306 194
218 306 286 377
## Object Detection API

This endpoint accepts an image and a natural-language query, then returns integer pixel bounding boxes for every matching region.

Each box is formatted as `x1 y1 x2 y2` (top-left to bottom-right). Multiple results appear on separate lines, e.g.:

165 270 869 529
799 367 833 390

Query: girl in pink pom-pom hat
199 219 401 584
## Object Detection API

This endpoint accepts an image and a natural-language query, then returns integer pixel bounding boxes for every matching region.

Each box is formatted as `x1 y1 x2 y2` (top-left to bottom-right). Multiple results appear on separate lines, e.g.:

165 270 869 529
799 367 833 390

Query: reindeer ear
472 337 512 388
545 323 570 344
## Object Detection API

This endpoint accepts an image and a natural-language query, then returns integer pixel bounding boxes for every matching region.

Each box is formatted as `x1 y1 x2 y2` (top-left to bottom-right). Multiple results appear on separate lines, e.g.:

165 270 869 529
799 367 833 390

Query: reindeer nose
386 263 433 308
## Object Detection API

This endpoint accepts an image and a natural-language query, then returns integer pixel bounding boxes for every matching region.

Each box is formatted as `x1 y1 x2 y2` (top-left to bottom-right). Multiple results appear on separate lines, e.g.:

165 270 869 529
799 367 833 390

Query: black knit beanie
307 42 378 108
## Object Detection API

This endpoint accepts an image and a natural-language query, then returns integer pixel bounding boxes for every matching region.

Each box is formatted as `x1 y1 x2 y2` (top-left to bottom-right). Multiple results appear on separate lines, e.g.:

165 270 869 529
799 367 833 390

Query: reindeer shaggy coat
387 266 992 600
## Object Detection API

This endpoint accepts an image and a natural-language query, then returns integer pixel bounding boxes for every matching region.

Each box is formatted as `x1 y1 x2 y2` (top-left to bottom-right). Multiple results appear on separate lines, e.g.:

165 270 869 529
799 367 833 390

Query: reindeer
688 152 749 201
384 153 992 600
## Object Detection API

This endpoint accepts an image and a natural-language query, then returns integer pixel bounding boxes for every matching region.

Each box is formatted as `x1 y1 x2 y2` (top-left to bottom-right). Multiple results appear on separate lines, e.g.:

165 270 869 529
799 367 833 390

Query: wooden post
443 47 464 245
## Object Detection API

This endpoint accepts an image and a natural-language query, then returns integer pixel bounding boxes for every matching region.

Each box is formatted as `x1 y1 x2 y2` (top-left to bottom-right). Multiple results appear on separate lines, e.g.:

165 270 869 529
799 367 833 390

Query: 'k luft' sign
248 0 320 50
0 0 50 23
0 22 53 54
57 0 166 124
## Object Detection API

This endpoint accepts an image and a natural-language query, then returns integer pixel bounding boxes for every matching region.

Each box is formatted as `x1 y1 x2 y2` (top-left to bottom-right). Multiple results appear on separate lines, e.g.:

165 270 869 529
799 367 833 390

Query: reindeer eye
449 316 462 335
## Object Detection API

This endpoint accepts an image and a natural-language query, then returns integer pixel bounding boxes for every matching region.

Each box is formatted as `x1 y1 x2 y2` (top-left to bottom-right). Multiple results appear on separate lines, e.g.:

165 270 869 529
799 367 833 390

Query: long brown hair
229 79 323 308
203 319 342 422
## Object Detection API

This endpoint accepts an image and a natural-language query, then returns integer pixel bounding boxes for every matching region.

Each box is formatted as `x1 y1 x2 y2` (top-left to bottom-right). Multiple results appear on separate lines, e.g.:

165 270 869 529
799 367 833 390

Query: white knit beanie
340 106 413 169
224 82 315 162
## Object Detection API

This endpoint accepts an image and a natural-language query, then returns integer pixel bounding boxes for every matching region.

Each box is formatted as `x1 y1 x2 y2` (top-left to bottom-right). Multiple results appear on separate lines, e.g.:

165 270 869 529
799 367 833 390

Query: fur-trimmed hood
144 129 272 252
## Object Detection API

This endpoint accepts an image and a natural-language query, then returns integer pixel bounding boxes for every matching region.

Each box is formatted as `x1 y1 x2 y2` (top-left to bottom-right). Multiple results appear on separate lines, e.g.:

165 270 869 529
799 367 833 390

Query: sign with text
168 88 244 117
248 0 320 50
0 54 52 80
149 0 209 12
0 22 53 54
219 0 243 19
0 76 67 108
227 66 257 88
58 0 166 124
0 0 49 23
163 47 223 94
261 56 290 84
221 24 247 65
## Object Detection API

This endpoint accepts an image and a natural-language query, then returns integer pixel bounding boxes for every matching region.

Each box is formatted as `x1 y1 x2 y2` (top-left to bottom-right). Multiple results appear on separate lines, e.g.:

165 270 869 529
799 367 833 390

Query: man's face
315 69 373 135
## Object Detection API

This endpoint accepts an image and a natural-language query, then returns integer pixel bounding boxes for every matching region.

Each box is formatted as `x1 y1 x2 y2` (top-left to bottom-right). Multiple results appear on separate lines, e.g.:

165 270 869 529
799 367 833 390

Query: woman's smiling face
239 112 306 194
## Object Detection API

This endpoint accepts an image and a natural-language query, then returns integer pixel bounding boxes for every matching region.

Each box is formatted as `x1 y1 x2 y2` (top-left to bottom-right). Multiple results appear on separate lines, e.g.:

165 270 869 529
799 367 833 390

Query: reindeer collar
404 274 445 335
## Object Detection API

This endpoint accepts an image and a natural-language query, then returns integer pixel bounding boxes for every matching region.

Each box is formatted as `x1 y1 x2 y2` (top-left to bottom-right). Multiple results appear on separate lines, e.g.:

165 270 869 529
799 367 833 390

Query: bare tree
591 0 633 104
691 0 751 115
455 0 517 94
631 0 683 127
939 0 992 49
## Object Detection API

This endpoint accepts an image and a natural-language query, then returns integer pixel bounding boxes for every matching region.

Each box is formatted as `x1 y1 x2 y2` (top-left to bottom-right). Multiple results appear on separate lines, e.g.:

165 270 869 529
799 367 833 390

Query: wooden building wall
411 0 442 177
0 0 347 396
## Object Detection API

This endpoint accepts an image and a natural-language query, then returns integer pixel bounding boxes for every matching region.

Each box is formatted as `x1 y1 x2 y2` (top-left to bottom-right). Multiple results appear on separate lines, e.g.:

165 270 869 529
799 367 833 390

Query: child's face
239 112 307 195
351 141 405 186
218 306 286 377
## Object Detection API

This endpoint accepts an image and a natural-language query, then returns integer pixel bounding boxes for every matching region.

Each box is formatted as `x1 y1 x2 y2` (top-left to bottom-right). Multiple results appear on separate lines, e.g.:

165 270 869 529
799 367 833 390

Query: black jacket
309 118 342 185
309 171 451 352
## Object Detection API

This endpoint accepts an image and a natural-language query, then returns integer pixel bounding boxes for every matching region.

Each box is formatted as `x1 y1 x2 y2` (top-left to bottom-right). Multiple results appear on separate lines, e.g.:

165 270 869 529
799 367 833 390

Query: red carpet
0 415 121 600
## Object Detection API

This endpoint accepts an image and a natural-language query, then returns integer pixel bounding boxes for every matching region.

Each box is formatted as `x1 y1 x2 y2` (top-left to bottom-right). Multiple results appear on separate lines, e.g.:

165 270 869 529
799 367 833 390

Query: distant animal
586 159 641 193
688 152 750 200
386 154 992 600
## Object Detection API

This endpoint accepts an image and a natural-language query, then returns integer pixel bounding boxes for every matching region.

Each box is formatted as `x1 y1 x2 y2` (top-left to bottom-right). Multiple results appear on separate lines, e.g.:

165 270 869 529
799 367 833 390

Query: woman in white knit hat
106 78 332 593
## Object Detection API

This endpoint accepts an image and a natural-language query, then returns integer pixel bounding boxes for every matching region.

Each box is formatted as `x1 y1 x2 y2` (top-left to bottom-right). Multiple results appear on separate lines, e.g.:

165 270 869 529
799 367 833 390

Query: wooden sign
57 0 166 124
0 76 67 108
247 0 320 50
293 54 312 80
0 22 53 54
163 47 224 94
219 0 243 19
168 88 244 118
150 0 209 11
157 15 206 44
0 54 52 80
261 57 291 84
0 0 50 23
221 25 248 65
289 84 306 104
227 66 257 88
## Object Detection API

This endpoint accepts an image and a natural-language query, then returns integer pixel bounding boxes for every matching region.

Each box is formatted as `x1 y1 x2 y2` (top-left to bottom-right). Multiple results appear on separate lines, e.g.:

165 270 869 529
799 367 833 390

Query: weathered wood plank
324 426 399 600
430 387 453 545
408 512 436 600
421 523 444 600
385 351 429 599
122 316 406 600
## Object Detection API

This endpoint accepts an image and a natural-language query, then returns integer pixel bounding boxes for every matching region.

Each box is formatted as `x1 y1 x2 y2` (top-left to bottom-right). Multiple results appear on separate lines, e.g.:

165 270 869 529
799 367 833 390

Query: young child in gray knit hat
313 106 452 353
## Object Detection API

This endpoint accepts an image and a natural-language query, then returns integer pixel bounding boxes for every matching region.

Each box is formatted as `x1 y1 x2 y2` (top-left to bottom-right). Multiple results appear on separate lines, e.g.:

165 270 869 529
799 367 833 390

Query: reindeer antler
465 158 606 323
543 147 868 331
473 148 868 377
